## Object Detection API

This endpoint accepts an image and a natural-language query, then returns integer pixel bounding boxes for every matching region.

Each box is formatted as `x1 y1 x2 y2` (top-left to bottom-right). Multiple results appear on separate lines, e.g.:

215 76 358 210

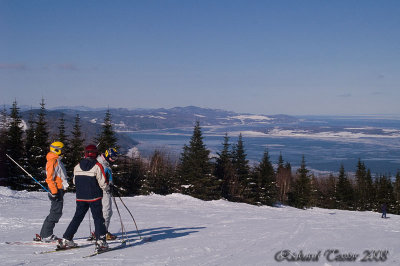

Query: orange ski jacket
45 152 68 194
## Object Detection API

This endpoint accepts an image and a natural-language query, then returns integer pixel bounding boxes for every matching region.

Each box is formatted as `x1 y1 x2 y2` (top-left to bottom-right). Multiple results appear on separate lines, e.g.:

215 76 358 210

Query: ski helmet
84 144 98 159
50 141 64 155
105 147 119 162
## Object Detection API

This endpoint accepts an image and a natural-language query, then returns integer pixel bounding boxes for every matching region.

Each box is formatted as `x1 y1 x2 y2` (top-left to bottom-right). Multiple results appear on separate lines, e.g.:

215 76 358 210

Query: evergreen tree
57 113 68 144
289 155 311 209
232 134 250 200
7 100 26 189
326 174 338 208
66 114 85 177
241 167 259 204
336 164 354 210
56 112 69 169
114 156 144 196
24 111 36 183
355 159 374 210
214 133 236 200
178 121 219 200
95 109 118 154
0 106 9 184
309 174 322 207
393 171 400 214
30 99 49 189
374 174 395 213
365 169 375 210
325 174 337 209
255 150 277 206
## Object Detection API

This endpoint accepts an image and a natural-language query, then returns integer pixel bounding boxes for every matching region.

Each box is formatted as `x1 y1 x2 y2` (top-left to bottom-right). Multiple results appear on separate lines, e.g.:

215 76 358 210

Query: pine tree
374 174 395 213
336 164 354 210
393 171 400 214
255 150 277 206
326 174 338 209
24 110 36 183
66 114 85 177
0 106 9 184
7 100 26 189
232 134 249 200
30 99 49 189
365 169 375 210
355 159 374 210
57 113 68 144
309 174 322 207
289 155 311 209
178 121 218 200
95 109 118 154
114 156 144 196
214 133 236 200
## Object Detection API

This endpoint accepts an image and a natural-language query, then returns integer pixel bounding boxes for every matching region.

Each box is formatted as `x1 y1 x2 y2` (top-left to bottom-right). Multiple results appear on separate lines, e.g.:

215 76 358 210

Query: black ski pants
40 190 64 238
63 199 107 241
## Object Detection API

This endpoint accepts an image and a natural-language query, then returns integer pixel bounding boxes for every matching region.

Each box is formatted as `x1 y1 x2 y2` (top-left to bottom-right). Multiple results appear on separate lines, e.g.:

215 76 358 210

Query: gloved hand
49 191 58 200
49 190 64 201
107 184 116 195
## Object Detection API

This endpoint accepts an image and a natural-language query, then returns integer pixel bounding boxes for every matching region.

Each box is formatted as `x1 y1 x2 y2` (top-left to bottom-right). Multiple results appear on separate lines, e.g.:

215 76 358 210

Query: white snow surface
0 187 399 266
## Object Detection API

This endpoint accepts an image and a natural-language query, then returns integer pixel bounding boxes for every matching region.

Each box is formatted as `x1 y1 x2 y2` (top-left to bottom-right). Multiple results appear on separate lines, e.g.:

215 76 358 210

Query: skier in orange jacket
35 141 69 242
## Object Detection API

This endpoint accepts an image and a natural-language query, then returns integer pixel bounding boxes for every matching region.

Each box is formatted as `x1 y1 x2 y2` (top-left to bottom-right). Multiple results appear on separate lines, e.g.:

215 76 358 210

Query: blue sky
1 0 399 115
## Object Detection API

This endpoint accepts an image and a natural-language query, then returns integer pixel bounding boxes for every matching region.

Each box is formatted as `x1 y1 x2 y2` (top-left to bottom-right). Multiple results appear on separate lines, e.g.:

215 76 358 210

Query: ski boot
34 234 59 242
33 234 42 242
106 232 117 240
57 238 78 249
87 231 96 241
95 236 109 252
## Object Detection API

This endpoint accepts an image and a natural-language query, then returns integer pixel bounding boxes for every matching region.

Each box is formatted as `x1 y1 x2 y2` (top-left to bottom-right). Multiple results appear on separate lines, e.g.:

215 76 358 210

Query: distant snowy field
1 187 399 266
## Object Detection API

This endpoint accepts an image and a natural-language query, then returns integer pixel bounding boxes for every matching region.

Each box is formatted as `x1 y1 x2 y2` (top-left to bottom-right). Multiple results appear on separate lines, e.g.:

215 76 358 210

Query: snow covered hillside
0 187 399 266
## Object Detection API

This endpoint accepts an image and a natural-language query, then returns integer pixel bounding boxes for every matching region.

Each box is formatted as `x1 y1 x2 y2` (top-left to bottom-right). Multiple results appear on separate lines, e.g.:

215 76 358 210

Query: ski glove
109 184 116 195
49 189 64 202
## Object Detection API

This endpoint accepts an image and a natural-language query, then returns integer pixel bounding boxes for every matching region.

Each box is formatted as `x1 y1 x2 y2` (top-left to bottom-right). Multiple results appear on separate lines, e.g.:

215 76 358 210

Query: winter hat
85 144 98 159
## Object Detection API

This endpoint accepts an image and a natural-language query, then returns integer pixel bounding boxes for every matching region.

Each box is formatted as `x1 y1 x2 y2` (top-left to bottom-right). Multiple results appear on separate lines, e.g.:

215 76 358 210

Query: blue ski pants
63 200 107 240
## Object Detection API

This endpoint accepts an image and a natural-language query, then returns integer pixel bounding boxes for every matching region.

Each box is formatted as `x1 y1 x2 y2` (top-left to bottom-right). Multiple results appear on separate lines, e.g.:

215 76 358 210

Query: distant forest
1 100 400 215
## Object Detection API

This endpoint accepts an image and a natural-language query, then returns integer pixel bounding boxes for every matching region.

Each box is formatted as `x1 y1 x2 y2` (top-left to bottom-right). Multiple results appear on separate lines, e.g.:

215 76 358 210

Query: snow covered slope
0 187 399 265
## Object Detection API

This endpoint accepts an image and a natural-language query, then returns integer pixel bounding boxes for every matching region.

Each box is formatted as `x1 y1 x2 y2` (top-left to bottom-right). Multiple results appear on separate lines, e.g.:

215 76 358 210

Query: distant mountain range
9 106 297 152
53 105 298 131
3 105 397 155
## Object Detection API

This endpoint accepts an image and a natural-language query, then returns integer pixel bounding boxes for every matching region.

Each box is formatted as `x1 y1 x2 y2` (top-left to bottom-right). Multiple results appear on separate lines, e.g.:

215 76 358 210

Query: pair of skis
84 237 152 257
35 236 151 257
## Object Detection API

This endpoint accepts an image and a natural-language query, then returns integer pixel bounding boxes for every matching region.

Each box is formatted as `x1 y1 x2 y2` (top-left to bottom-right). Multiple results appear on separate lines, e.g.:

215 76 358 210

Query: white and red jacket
73 158 109 202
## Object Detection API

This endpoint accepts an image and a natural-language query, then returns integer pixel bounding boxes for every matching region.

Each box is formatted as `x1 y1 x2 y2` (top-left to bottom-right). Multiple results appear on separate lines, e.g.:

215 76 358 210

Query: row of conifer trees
1 100 400 214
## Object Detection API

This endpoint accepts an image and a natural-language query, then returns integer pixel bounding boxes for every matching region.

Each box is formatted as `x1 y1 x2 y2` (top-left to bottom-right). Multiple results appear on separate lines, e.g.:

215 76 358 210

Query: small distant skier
381 203 387 218
35 141 69 242
57 144 110 251
97 147 119 240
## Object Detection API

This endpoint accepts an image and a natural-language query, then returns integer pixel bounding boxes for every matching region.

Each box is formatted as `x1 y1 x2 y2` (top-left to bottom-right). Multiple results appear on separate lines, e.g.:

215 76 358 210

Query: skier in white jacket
97 147 119 240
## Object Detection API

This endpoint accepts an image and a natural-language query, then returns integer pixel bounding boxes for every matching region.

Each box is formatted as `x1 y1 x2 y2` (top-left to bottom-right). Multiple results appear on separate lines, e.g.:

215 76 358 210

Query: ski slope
0 187 399 266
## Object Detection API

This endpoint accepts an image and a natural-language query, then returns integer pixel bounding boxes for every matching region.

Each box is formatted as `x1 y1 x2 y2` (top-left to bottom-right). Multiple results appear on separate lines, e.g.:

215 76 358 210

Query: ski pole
6 153 50 193
112 195 129 243
116 194 143 240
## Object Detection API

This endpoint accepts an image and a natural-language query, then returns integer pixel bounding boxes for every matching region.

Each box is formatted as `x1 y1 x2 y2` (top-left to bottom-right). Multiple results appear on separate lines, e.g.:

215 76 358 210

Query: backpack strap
96 162 109 184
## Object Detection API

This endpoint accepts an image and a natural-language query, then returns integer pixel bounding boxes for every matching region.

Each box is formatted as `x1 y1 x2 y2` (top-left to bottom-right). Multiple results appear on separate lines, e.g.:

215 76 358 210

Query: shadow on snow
114 226 206 248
